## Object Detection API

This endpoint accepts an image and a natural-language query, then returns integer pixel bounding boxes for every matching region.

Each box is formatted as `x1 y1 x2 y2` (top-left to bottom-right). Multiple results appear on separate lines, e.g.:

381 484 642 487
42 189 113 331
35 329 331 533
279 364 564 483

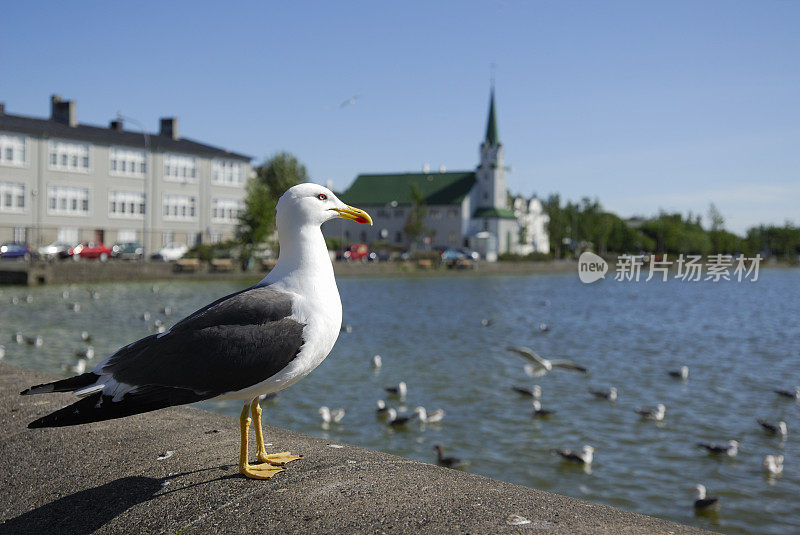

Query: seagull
385 381 407 398
385 408 414 427
63 358 87 374
23 335 43 347
507 346 587 376
20 183 373 480
693 484 719 511
532 400 555 418
590 387 617 401
13 332 23 344
80 331 93 343
763 454 784 476
512 385 542 398
554 445 594 465
414 406 445 423
773 386 800 400
433 445 463 468
340 324 353 333
161 306 172 316
480 318 495 327
140 312 151 321
68 302 80 312
0 345 5 360
538 323 550 332
75 346 95 360
318 406 345 424
371 355 382 368
375 399 389 417
669 366 689 380
758 419 787 436
696 440 739 457
636 404 666 421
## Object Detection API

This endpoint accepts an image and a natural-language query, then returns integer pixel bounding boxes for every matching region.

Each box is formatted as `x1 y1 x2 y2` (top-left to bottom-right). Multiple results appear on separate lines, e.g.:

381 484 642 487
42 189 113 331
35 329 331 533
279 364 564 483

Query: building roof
340 171 476 206
484 88 500 146
472 207 517 220
0 111 251 161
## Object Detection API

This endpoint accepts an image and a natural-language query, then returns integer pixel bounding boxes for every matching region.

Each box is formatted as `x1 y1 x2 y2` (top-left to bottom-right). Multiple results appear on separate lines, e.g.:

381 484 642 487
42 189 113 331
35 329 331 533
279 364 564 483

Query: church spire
484 86 500 146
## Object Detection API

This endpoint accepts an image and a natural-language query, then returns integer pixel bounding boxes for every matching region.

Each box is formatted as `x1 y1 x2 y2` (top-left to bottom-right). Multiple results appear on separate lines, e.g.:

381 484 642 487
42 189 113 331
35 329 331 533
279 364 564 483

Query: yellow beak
331 205 373 225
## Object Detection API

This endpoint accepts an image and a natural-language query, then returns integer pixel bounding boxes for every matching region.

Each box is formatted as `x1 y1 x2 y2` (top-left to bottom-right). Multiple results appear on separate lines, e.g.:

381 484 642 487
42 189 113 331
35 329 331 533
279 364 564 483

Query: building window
117 229 137 242
211 198 244 223
449 232 456 244
13 226 26 243
483 219 489 231
213 159 243 185
109 191 145 218
393 208 404 218
0 182 25 213
210 232 222 244
448 207 459 218
395 231 402 243
163 154 197 181
376 208 389 218
48 141 89 172
430 208 441 219
110 147 146 177
0 134 26 166
47 186 90 216
162 231 174 246
162 194 197 221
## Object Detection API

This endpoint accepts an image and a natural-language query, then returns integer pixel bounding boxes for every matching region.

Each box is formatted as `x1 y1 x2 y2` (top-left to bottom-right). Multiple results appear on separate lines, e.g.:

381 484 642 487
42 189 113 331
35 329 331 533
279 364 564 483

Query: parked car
111 242 144 260
152 243 188 262
441 248 474 269
68 242 112 262
0 242 34 260
336 243 370 262
38 241 73 261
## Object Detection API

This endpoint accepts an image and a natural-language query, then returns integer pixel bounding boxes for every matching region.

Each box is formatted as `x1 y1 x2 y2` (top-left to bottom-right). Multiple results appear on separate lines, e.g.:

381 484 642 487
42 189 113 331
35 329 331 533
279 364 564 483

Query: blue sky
2 1 798 233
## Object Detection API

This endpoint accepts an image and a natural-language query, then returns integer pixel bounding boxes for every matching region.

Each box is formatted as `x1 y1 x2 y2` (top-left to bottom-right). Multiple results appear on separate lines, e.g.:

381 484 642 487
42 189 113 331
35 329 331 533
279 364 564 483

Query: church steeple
484 87 500 146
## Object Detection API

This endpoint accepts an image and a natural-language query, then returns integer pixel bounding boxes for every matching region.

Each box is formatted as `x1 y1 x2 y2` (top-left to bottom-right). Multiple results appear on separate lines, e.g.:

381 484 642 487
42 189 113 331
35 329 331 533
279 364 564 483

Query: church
326 88 550 260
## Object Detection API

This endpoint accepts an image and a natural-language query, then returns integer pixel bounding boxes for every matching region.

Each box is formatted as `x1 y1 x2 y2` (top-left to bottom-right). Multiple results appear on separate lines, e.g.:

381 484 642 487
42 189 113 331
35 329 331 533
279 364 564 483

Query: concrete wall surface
0 364 712 534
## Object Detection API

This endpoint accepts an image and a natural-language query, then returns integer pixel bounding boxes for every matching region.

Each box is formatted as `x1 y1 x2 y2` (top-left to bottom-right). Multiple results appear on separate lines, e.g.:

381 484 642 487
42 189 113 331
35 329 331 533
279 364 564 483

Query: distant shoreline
0 258 795 286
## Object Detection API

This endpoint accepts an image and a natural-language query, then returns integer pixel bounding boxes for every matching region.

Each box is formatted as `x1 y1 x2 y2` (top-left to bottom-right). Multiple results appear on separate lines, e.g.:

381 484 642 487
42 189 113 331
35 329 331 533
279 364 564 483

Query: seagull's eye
317 193 328 201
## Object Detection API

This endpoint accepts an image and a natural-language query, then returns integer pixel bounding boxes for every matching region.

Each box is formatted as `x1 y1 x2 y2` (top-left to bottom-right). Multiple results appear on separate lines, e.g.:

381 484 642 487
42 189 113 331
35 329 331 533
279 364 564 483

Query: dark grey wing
26 285 305 428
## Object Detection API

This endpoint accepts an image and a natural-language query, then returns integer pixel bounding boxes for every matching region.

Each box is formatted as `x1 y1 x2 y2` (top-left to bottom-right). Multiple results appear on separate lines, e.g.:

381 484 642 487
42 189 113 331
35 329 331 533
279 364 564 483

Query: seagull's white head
778 421 788 434
277 183 372 229
694 484 706 499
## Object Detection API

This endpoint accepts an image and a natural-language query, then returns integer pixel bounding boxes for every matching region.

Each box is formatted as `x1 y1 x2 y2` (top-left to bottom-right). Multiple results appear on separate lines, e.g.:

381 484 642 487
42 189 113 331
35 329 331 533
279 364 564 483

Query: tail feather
27 385 207 428
20 373 100 396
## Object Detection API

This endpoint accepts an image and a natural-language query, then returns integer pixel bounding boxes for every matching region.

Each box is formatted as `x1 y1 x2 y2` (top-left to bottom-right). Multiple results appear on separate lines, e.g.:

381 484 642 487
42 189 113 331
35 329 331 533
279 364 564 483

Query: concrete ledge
0 364 710 534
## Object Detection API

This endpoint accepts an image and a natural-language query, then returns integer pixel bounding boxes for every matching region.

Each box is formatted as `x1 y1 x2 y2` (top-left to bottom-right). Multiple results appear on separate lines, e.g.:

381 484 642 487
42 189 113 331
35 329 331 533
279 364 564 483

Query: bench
210 258 235 272
174 258 201 272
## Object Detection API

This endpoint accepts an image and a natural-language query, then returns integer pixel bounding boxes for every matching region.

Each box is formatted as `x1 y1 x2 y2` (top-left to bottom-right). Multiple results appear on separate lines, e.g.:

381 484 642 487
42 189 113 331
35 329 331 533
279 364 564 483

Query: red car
337 243 370 262
68 242 112 262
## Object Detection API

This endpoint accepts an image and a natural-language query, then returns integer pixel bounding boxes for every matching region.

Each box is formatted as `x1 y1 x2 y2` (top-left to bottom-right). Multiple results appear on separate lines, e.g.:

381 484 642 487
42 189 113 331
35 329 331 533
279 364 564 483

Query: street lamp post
116 113 151 261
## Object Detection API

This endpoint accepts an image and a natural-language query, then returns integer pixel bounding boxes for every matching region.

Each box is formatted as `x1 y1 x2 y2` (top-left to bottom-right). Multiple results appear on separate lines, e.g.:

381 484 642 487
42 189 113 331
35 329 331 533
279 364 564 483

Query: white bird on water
636 404 666 421
758 419 787 437
371 355 382 369
696 440 739 457
318 406 345 424
669 366 689 380
507 346 587 377
385 381 407 398
21 184 373 480
414 406 445 423
763 454 784 476
693 484 719 510
554 445 594 465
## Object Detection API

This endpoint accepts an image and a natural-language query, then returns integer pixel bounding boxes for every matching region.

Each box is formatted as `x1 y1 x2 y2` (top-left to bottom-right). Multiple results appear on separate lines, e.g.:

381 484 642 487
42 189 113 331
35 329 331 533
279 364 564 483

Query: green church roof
484 88 500 146
472 207 516 219
339 171 476 206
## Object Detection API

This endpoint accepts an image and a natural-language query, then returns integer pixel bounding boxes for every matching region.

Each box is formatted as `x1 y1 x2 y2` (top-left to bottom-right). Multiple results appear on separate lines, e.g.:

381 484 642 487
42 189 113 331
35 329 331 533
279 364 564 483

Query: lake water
1 269 799 534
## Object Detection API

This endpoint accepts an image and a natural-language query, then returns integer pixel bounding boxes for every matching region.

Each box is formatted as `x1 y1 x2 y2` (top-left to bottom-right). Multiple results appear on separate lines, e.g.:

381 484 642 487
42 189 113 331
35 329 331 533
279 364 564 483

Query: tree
236 152 307 259
403 183 428 247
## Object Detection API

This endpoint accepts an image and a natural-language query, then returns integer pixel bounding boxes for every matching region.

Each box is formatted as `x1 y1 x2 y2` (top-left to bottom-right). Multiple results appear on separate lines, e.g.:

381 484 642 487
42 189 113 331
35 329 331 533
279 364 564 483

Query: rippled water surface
2 269 799 533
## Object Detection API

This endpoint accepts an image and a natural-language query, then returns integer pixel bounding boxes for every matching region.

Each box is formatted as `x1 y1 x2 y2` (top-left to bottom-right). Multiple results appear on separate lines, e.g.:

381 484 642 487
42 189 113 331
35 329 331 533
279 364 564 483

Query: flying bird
693 484 719 511
507 346 587 376
696 440 739 457
20 184 373 480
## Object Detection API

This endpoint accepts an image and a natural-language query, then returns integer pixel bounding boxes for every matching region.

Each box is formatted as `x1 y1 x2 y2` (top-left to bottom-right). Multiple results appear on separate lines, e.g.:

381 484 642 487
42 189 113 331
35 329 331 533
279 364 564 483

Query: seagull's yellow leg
239 402 283 479
251 398 302 466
